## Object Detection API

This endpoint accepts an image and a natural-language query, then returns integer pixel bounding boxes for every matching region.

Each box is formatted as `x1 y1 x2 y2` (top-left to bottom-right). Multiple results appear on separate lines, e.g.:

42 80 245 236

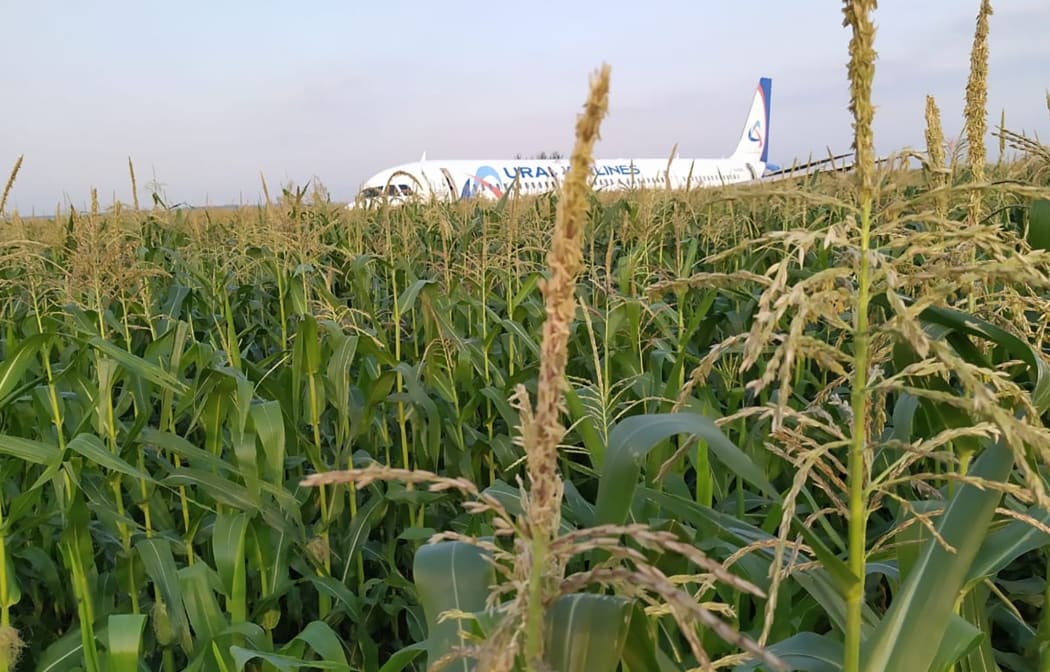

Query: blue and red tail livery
732 77 772 165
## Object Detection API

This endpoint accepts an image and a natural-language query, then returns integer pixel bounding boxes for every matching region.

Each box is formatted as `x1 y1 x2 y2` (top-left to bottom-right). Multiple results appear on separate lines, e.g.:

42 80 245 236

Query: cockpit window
360 184 414 199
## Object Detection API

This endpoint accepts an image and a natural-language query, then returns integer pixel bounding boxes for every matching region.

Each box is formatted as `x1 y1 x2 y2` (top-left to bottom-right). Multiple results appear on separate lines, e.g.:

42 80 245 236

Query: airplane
348 76 779 209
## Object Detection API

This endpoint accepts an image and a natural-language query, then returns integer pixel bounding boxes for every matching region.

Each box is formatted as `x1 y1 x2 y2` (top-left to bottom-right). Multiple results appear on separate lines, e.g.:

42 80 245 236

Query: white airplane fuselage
349 77 774 209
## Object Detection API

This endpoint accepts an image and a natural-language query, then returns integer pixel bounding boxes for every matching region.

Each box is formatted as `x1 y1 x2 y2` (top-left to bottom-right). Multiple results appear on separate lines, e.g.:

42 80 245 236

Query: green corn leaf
641 487 880 636
916 305 1050 414
966 504 1050 589
929 614 986 672
93 356 118 438
67 432 153 482
249 400 286 484
481 386 521 431
139 427 236 475
511 271 542 307
298 312 321 375
860 440 1013 672
229 647 351 670
0 549 19 612
83 334 187 394
135 537 191 652
1027 198 1050 251
0 332 52 405
792 516 861 595
734 632 843 672
0 434 60 465
341 493 384 582
482 480 575 534
394 361 442 465
397 278 436 318
277 620 351 665
58 495 101 672
324 328 358 447
413 540 495 672
562 479 596 529
544 593 633 672
104 613 147 672
895 499 940 583
164 468 259 511
957 582 1000 672
305 576 363 623
564 385 608 470
377 642 427 672
621 601 679 672
499 318 541 358
213 512 250 624
595 412 777 527
36 626 91 672
199 370 233 455
179 562 230 664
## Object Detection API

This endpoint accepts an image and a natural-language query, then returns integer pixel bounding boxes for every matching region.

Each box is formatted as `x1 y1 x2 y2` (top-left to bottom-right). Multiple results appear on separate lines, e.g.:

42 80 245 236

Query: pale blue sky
1 1 1047 212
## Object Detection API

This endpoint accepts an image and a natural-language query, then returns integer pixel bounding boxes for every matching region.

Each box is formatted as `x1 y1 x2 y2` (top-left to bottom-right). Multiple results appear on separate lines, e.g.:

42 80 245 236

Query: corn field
2 2 1050 671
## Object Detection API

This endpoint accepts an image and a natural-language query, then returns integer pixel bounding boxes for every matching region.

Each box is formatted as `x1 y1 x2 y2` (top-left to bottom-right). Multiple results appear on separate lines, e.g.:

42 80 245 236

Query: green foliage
1028 198 1050 252
0 103 1048 671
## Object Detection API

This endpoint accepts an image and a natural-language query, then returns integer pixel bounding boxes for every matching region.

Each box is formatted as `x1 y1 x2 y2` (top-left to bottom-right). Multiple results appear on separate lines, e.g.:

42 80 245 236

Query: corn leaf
230 646 351 670
413 540 494 672
213 511 250 624
135 537 192 653
1028 198 1050 251
915 305 1050 414
734 632 843 672
104 613 147 672
377 642 427 672
860 440 1014 672
0 434 60 465
595 412 777 527
83 334 187 394
544 593 633 672
67 432 153 482
966 504 1050 589
0 332 51 404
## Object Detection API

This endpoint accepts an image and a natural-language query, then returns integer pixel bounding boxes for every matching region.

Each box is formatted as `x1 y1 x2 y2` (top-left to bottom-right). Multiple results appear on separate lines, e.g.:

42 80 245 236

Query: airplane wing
763 151 855 181
762 149 899 184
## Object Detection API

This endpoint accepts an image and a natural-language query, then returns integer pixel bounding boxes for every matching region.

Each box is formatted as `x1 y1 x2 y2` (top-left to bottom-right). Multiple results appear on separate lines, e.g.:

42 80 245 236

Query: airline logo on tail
747 120 763 146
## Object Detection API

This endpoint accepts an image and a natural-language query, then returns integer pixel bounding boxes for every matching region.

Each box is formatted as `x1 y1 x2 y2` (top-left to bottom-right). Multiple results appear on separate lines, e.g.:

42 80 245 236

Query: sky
1 1 1048 212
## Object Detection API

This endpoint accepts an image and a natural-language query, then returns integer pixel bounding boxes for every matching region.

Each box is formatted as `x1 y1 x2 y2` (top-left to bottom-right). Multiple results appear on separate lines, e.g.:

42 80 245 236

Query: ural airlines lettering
499 163 642 179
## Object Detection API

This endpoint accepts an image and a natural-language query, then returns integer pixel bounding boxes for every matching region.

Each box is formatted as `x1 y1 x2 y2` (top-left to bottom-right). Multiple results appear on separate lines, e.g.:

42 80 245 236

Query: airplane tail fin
731 77 772 164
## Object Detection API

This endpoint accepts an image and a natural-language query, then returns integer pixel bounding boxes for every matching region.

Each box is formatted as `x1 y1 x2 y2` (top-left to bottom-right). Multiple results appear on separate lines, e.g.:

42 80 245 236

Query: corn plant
1 2 1050 671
